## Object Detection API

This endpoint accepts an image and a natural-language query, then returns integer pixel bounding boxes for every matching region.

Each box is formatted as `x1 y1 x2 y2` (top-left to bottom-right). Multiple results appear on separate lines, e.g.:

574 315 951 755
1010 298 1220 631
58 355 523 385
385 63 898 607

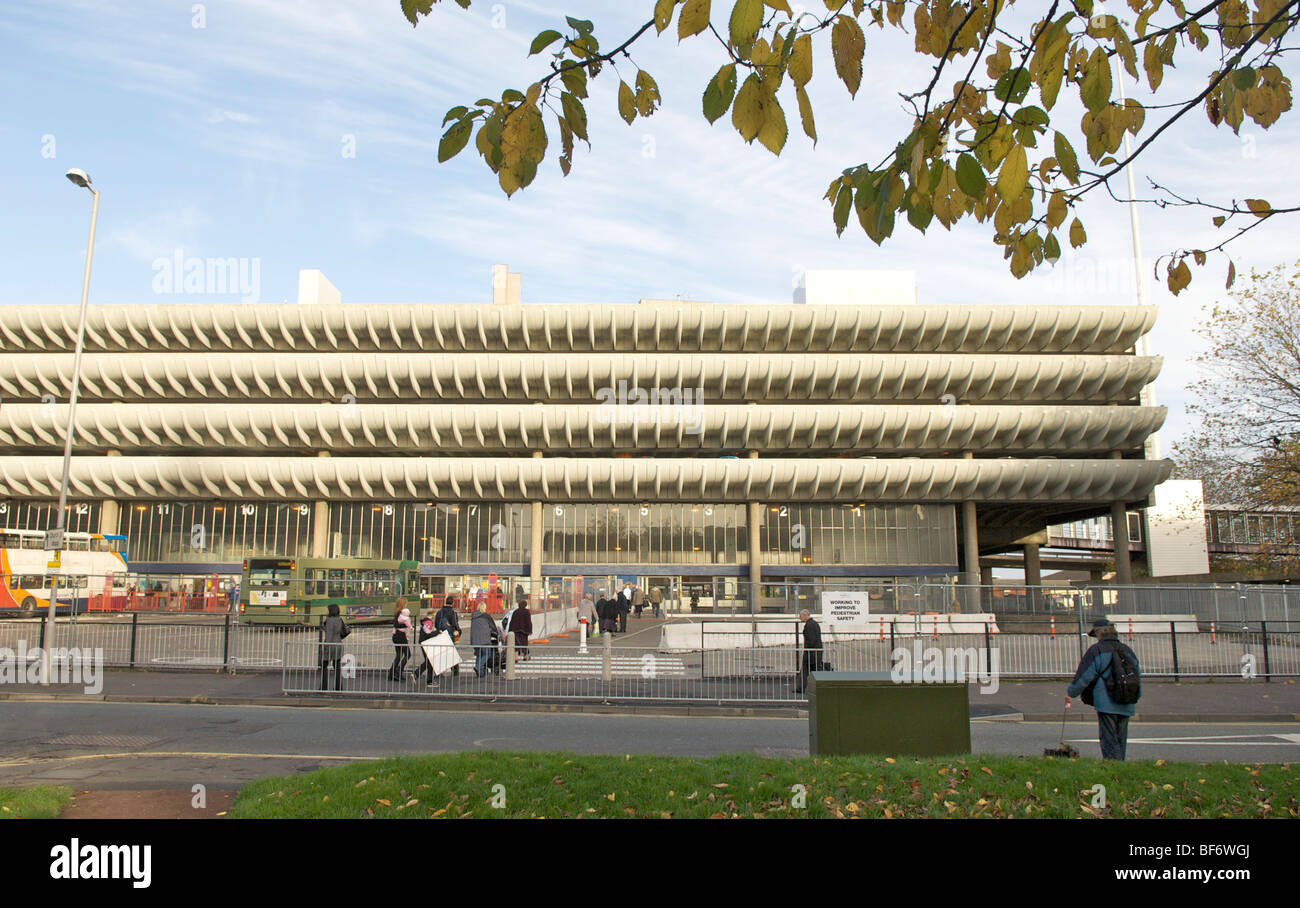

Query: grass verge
230 752 1298 819
0 786 74 819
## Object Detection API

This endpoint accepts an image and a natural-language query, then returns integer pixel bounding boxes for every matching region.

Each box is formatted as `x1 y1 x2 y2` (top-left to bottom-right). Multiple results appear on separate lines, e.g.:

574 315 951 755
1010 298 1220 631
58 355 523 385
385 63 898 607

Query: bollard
602 628 612 682
579 618 588 654
1127 617 1133 642
879 617 884 642
931 615 939 640
1210 621 1217 645
506 632 516 680
1050 615 1056 639
129 611 139 668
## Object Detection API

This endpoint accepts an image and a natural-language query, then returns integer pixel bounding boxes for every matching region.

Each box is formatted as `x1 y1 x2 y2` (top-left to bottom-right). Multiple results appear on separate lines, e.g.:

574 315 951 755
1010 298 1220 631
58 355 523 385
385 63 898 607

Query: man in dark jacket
320 603 348 691
434 595 462 677
470 603 501 677
596 593 616 635
795 609 824 693
1067 618 1141 760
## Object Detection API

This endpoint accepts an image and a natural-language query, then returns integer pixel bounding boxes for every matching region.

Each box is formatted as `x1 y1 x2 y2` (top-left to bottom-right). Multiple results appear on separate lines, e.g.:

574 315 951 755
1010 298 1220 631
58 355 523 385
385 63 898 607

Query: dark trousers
389 643 410 680
1098 712 1130 760
320 655 341 690
618 611 628 632
796 650 823 692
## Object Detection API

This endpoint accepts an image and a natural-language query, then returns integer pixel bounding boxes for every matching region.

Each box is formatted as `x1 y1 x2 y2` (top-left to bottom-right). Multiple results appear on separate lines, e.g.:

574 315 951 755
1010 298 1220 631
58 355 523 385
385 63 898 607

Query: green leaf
764 0 792 13
1054 132 1080 184
731 74 764 141
1080 47 1112 114
1068 216 1086 248
729 0 763 49
833 185 852 236
438 118 473 162
795 84 816 143
565 16 594 35
1043 232 1061 264
831 14 865 98
679 0 712 39
654 0 678 33
442 105 469 126
703 64 738 124
789 34 813 87
955 153 987 197
757 92 787 154
994 68 1031 104
617 81 637 124
561 65 588 99
561 92 588 142
1233 66 1256 90
996 143 1028 204
529 29 563 55
635 71 662 117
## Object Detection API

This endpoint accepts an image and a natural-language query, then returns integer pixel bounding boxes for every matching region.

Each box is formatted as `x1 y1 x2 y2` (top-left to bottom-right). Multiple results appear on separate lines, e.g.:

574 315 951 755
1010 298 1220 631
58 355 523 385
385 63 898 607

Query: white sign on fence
821 591 870 627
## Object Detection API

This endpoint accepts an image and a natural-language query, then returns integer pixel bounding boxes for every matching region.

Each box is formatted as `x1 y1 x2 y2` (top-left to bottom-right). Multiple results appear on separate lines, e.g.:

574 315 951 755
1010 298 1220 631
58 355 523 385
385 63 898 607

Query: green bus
238 557 419 626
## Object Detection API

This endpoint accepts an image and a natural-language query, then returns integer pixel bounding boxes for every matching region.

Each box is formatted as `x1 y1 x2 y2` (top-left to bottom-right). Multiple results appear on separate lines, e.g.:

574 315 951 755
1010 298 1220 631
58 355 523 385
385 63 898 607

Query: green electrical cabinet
807 672 971 756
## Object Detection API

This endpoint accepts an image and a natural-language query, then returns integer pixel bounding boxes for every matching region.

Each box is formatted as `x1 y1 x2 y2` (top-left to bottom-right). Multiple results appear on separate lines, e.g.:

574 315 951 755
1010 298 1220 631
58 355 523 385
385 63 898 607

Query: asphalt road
0 701 1295 789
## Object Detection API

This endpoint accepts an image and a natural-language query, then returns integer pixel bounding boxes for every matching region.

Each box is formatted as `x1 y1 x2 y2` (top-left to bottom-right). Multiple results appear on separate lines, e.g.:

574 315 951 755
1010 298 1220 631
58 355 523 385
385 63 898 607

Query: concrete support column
530 450 543 607
1024 542 1042 611
1111 501 1133 586
312 452 331 558
961 500 979 586
99 450 121 535
1110 452 1133 588
747 500 762 605
312 501 330 558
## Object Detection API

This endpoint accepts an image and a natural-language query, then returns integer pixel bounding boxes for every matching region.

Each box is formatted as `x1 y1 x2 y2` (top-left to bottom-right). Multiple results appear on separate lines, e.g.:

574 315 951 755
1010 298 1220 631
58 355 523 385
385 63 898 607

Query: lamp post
42 169 99 684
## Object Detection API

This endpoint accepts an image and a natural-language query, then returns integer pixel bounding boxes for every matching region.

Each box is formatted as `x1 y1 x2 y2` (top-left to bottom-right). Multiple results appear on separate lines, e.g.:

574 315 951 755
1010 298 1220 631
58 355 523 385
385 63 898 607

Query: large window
0 500 101 534
122 502 312 562
760 503 957 567
542 503 746 565
329 502 529 563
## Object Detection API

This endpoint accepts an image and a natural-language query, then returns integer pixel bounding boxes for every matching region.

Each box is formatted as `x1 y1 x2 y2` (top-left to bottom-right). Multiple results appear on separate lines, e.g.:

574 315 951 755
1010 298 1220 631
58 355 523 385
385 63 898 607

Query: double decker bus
238 557 418 626
0 529 130 616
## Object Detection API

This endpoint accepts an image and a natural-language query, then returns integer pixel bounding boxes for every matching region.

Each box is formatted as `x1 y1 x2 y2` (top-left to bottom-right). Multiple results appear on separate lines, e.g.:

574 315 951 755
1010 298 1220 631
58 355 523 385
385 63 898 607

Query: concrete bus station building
0 269 1172 610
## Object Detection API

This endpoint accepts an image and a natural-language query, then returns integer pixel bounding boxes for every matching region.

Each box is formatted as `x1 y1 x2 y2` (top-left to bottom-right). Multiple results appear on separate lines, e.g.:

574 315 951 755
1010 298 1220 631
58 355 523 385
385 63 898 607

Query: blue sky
1 0 1297 450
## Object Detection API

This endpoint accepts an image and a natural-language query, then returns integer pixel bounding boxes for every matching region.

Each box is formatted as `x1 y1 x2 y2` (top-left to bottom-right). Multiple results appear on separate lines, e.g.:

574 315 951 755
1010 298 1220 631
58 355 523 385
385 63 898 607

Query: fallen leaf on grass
981 767 993 775
376 799 391 807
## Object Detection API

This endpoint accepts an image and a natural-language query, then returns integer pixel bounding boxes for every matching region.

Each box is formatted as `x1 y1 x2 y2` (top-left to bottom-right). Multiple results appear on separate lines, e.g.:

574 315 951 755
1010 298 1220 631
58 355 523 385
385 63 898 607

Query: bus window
21 537 43 549
66 538 90 551
308 569 325 595
91 538 111 552
0 533 20 547
328 569 344 596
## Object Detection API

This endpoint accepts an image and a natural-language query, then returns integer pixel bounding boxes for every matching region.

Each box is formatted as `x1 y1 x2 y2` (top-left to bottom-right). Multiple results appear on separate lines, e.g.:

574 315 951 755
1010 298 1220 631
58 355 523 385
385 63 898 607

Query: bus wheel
20 597 37 617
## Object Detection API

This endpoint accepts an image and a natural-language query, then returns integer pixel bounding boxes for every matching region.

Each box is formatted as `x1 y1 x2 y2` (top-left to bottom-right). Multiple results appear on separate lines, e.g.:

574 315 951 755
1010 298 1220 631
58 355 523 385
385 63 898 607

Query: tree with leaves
1172 260 1300 508
403 0 1295 293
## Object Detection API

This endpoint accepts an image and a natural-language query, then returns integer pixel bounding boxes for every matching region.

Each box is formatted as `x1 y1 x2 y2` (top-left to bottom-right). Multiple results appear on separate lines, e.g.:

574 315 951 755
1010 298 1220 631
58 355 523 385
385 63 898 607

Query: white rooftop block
795 270 918 306
297 270 341 306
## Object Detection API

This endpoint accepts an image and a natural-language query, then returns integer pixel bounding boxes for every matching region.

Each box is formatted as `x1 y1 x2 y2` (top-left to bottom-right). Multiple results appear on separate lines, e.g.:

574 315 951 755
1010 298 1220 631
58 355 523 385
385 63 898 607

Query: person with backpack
470 602 501 677
320 603 350 691
1066 618 1142 760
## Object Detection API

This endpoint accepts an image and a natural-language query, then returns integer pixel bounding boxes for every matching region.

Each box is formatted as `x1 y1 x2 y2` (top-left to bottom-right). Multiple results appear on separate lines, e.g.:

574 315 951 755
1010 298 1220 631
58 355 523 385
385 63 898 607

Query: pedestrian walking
470 602 501 677
617 582 632 632
794 609 825 693
512 599 534 659
1066 618 1142 760
320 603 349 691
578 593 598 637
435 595 462 677
411 611 441 688
631 584 646 617
388 603 413 681
596 592 617 635
649 585 662 618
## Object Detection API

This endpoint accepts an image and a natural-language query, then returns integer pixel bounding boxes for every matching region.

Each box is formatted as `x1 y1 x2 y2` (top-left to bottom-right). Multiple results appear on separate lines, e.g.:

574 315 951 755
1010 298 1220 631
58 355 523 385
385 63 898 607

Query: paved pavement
2 667 1297 721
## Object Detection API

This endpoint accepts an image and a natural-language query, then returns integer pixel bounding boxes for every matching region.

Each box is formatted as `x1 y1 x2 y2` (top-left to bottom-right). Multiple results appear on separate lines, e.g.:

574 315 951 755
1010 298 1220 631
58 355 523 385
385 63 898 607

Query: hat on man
1087 618 1113 637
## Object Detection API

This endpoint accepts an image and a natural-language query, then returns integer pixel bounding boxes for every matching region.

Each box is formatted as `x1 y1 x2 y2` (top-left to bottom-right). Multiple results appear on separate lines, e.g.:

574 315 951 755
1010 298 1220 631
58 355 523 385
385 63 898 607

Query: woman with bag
388 602 413 681
320 603 349 691
512 597 534 660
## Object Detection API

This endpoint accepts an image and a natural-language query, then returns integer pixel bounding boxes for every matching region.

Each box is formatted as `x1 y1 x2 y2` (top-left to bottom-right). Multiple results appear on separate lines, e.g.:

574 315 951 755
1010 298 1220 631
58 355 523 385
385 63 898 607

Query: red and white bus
0 529 130 616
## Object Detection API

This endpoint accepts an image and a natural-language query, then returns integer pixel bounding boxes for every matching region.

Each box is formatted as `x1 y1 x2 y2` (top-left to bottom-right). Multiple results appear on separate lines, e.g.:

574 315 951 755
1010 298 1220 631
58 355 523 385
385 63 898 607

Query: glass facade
760 503 956 566
0 500 102 535
121 501 311 562
541 503 747 566
330 502 529 563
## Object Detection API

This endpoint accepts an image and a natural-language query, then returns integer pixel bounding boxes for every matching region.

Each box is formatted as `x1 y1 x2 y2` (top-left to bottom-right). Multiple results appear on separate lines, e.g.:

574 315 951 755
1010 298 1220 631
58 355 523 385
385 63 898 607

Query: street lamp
42 169 99 684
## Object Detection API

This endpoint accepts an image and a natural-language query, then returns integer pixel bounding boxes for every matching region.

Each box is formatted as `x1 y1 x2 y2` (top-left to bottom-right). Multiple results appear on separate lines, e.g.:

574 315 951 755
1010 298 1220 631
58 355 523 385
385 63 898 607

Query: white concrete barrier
1106 614 1199 634
658 613 1000 652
